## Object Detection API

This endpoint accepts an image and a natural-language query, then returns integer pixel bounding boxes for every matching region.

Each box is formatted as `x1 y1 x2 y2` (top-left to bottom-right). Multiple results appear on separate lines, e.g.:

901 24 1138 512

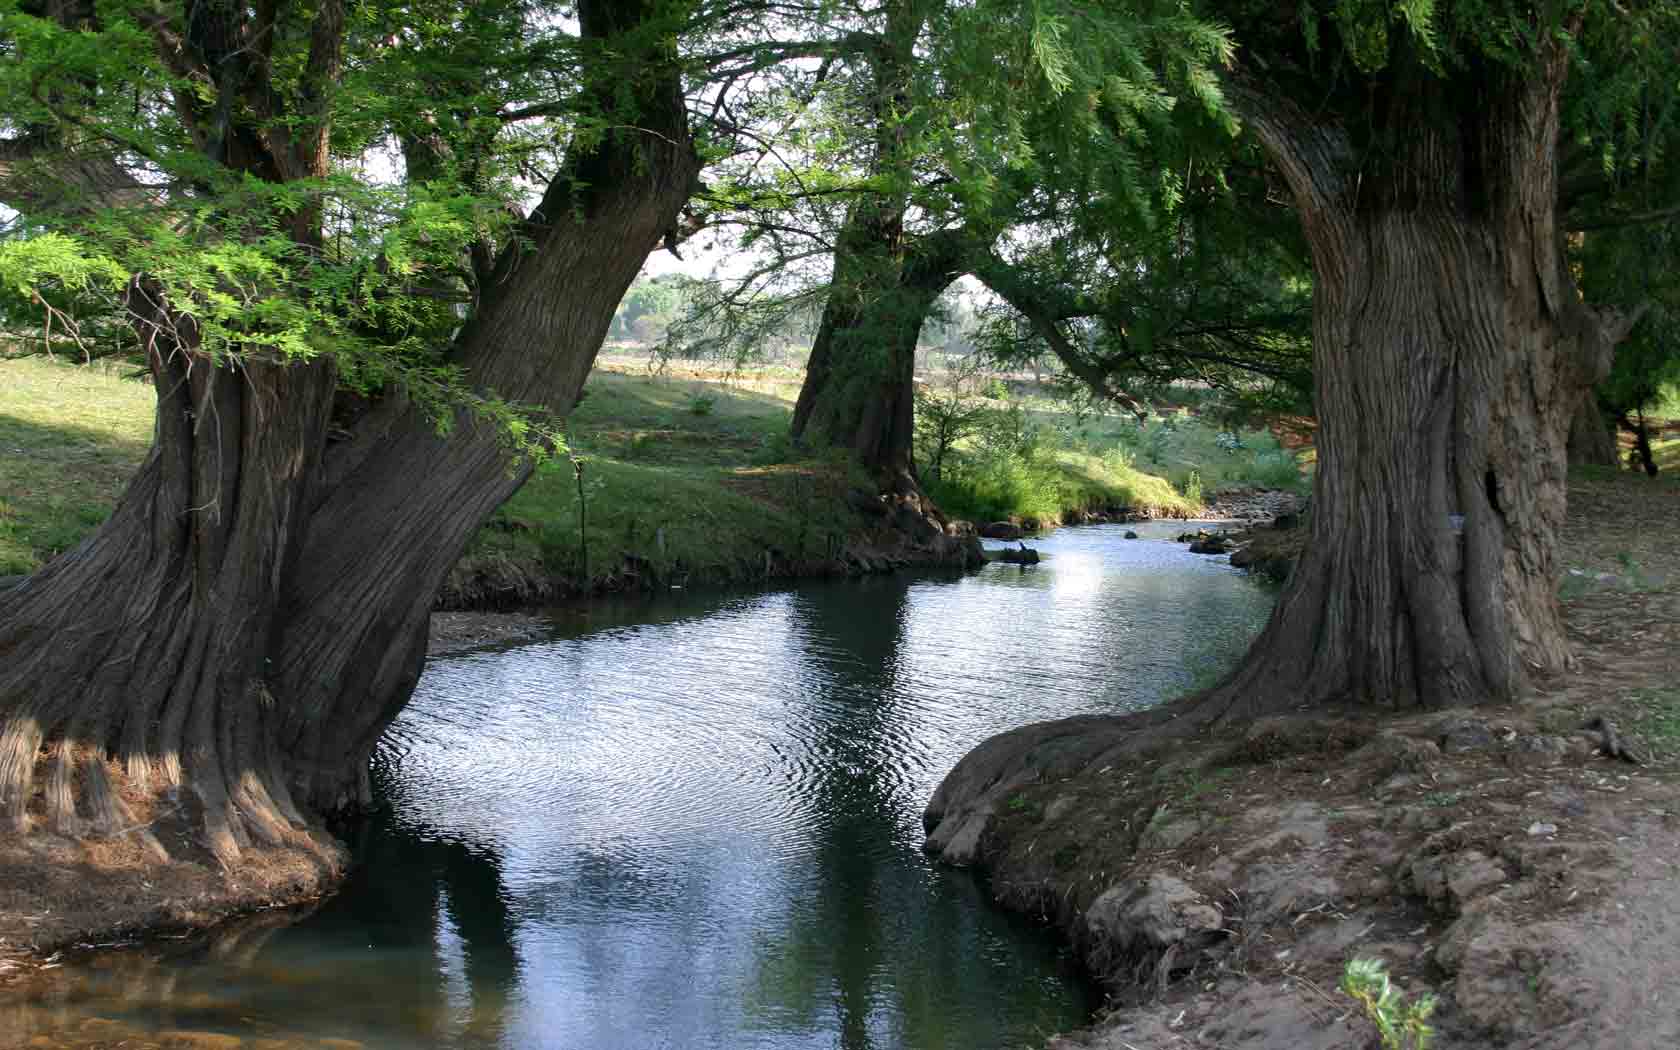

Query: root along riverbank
925 468 1680 1050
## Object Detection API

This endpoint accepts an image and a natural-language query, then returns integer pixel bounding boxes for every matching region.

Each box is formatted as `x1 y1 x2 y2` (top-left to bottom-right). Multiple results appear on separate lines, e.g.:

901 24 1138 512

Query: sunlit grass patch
0 355 154 574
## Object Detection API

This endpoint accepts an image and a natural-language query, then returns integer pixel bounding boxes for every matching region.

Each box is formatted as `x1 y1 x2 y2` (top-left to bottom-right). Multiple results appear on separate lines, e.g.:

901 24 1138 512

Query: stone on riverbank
981 521 1024 540
923 692 1680 1050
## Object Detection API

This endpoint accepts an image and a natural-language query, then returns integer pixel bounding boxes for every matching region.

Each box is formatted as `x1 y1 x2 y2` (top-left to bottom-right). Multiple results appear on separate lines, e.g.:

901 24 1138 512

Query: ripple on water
24 524 1275 1050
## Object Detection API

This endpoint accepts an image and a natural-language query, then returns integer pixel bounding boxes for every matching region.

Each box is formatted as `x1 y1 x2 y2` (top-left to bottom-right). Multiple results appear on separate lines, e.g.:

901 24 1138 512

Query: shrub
1246 448 1303 488
752 428 798 465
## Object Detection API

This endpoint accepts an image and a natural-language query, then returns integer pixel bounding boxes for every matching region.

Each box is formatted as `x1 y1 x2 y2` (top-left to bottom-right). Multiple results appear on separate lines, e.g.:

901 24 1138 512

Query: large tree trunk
789 0 955 488
1199 46 1638 718
0 0 698 862
792 223 967 483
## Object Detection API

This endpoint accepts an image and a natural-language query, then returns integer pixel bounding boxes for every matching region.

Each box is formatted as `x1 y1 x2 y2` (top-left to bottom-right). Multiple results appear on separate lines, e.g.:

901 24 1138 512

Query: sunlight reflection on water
12 522 1273 1050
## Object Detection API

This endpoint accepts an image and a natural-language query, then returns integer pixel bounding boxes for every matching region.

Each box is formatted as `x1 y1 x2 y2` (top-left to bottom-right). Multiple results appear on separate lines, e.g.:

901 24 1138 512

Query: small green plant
1342 957 1438 1050
752 428 798 465
982 377 1010 401
1183 469 1204 507
687 392 716 416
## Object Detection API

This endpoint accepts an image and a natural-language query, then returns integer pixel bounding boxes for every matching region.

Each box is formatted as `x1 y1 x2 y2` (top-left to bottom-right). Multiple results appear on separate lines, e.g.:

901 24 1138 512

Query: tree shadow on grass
0 413 152 574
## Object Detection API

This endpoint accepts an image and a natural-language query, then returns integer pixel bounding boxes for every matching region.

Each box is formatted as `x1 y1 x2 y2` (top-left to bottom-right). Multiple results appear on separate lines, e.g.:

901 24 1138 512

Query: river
6 522 1275 1050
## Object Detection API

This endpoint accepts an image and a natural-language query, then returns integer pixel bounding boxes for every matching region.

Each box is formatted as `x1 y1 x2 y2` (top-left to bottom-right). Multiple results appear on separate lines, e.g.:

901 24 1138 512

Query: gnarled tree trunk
0 0 699 864
792 223 970 484
1197 46 1638 719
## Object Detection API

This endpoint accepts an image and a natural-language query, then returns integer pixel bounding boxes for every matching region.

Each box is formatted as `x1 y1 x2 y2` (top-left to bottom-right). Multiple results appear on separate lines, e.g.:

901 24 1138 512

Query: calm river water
8 522 1275 1050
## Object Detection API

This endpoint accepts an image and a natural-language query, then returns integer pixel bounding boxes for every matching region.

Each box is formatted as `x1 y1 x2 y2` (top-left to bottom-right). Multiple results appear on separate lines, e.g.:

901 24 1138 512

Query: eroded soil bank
924 473 1680 1049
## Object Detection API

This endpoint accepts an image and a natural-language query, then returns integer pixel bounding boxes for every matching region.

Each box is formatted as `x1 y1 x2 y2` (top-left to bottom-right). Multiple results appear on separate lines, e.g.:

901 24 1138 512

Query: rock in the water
1189 536 1231 555
980 521 1023 540
998 544 1040 565
1124 530 1139 539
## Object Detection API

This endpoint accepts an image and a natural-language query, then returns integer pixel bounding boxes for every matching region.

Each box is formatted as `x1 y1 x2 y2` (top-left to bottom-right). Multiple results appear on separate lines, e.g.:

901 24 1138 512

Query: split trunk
792 223 970 484
0 2 699 864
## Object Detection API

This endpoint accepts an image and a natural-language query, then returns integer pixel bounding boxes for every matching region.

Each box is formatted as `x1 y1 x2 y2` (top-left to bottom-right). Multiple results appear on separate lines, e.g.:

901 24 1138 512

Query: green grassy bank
3 353 1307 600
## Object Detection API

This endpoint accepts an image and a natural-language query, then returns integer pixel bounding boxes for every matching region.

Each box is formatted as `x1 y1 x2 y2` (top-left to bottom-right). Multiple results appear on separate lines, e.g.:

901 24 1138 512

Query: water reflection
9 523 1272 1050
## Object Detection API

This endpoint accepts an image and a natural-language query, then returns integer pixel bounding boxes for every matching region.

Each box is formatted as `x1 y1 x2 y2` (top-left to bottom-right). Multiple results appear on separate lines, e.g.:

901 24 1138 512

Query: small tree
913 382 990 482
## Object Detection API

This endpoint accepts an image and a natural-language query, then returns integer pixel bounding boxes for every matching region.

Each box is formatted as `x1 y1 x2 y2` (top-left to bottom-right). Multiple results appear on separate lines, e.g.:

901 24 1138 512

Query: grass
919 384 1308 525
1015 392 1312 495
431 366 876 596
925 444 1196 524
0 352 1293 597
1625 687 1680 761
0 355 154 574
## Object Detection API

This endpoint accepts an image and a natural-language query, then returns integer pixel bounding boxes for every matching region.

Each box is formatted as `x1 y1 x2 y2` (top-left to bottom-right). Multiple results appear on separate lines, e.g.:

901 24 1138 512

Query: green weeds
1342 957 1438 1050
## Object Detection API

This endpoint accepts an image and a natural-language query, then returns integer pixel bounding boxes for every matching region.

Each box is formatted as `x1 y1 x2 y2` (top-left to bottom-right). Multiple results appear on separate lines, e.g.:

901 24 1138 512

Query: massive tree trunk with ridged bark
1191 44 1639 720
789 0 955 488
792 223 970 484
0 0 698 864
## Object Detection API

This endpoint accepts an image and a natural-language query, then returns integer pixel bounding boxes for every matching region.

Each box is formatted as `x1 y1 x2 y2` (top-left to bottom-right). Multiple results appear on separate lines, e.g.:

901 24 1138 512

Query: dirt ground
0 817 342 995
924 470 1680 1049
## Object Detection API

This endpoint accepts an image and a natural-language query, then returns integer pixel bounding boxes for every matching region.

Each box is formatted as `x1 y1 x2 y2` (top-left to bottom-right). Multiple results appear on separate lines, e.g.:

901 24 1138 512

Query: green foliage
1182 469 1204 507
670 0 1240 369
1342 957 1438 1050
0 0 680 459
925 400 1197 522
613 275 696 344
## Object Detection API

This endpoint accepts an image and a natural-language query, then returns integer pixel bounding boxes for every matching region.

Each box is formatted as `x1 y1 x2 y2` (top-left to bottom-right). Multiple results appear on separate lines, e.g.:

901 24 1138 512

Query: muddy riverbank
924 471 1680 1049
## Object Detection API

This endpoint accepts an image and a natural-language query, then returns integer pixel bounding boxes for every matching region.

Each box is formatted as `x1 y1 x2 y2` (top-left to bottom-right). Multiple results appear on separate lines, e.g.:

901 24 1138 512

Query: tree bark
1197 46 1634 718
1568 390 1619 468
789 0 961 488
792 224 969 483
0 0 699 861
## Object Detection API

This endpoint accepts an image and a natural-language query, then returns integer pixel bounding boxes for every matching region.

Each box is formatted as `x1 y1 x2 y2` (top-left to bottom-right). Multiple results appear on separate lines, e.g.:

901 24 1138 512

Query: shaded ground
926 470 1680 1050
0 814 342 993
